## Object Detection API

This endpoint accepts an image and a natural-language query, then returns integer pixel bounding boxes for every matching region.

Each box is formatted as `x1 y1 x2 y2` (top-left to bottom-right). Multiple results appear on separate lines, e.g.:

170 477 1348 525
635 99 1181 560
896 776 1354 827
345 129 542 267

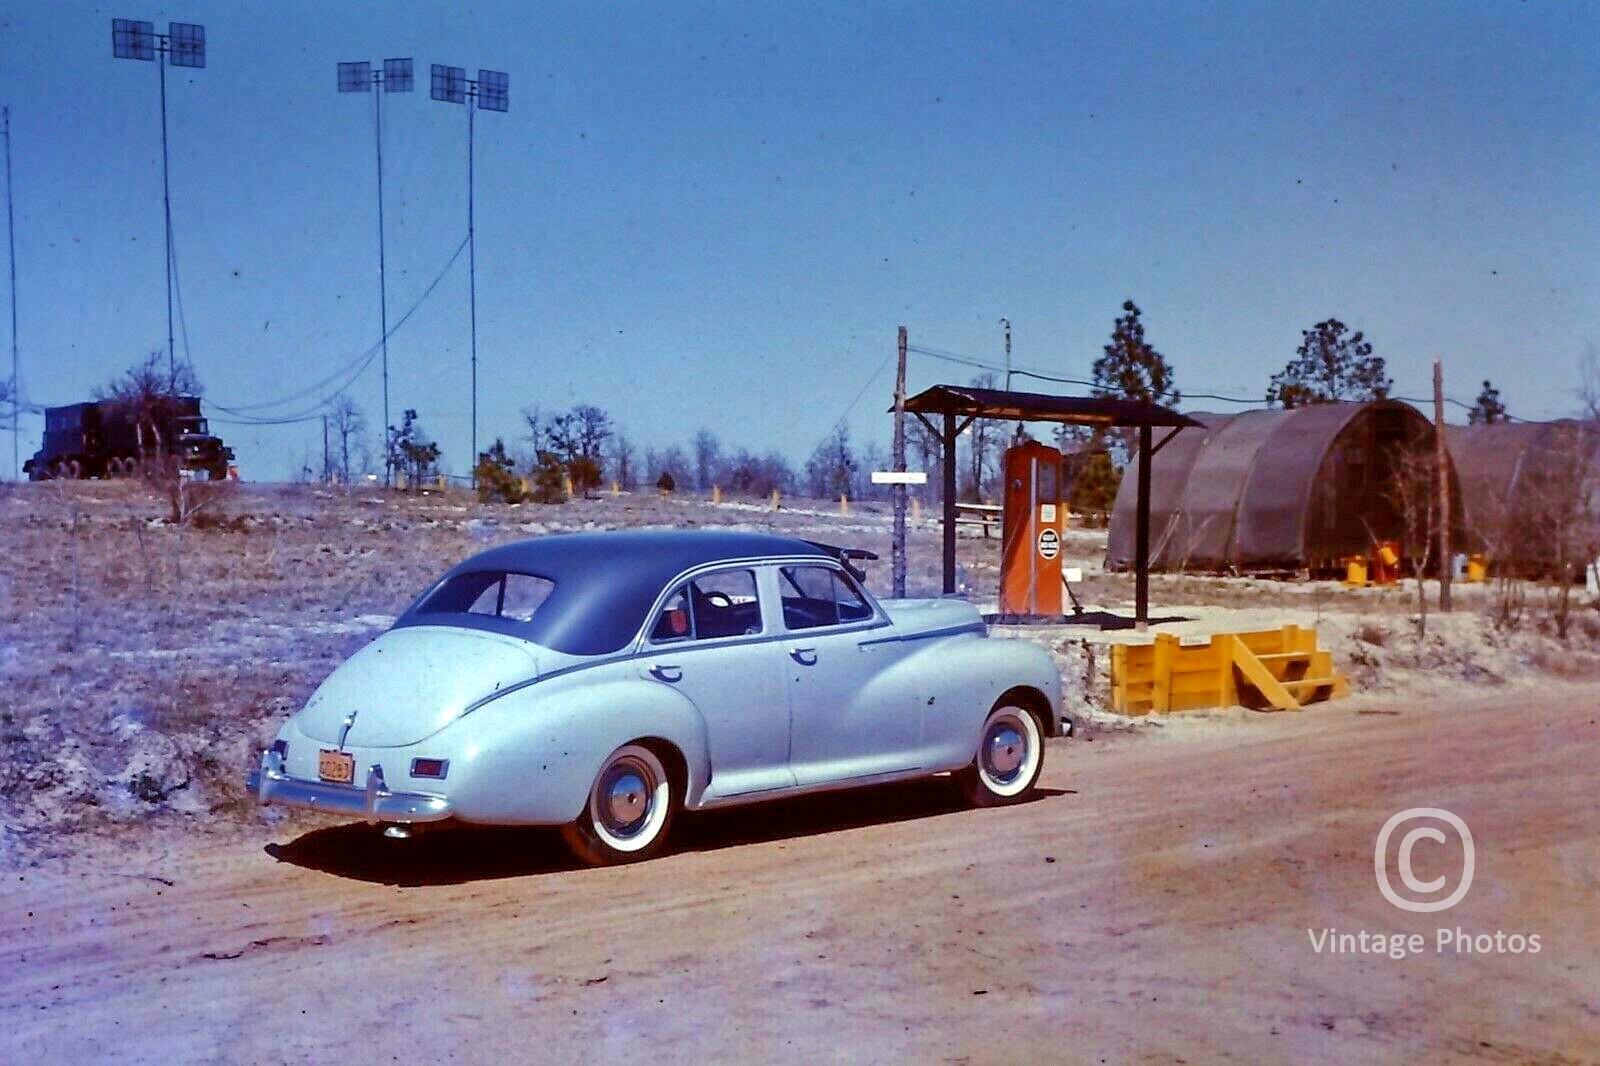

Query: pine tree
1468 380 1508 424
1267 319 1391 408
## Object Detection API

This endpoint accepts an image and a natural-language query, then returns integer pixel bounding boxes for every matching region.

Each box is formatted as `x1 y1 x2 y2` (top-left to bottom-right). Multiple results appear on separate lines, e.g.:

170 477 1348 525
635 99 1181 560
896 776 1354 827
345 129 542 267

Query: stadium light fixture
338 57 415 484
111 17 208 391
430 64 510 479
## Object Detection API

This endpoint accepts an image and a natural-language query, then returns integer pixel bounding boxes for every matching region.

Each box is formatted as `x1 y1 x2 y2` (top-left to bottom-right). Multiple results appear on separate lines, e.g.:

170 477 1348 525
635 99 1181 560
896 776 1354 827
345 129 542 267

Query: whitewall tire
561 743 677 866
959 704 1044 807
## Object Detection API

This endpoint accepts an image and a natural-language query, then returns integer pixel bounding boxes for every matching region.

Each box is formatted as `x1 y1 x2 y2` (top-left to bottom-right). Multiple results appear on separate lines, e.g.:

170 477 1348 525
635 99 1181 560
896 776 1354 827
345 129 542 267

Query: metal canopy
903 384 1201 429
895 384 1200 625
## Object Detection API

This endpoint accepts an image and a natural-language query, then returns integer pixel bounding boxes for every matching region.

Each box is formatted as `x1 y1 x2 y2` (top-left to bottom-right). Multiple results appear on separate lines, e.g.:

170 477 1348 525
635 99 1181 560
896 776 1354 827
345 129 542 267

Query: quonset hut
1443 420 1600 571
1108 400 1461 574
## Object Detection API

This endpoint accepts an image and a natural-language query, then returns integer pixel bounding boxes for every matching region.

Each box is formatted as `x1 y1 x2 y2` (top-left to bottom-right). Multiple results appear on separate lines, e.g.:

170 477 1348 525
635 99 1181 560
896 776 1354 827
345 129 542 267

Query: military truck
24 397 234 481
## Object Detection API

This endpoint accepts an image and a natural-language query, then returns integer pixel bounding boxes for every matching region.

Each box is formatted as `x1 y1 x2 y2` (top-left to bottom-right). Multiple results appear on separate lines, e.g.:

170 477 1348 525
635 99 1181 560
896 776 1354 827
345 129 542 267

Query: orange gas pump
999 440 1066 616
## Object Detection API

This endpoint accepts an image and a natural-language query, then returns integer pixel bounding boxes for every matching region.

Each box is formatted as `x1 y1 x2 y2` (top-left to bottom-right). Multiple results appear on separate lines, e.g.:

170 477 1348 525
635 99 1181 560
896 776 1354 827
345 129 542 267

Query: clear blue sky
2 1 1596 479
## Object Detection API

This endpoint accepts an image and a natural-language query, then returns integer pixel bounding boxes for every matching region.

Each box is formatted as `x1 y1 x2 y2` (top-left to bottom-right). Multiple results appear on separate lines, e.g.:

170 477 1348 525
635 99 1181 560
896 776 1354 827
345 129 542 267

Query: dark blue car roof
393 529 831 656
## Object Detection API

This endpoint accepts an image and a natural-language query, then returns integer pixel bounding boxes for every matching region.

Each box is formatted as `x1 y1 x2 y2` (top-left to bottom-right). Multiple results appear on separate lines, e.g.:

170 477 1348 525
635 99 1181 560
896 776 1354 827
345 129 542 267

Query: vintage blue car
248 530 1065 865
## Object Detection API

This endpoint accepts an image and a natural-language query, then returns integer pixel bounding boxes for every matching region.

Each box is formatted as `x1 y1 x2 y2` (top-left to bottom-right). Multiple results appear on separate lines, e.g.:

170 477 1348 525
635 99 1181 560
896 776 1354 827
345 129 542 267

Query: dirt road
4 683 1597 1064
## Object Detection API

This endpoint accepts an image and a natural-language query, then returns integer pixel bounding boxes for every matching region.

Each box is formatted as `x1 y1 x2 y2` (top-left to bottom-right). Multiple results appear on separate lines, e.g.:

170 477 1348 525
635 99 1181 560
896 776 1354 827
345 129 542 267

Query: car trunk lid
297 627 539 748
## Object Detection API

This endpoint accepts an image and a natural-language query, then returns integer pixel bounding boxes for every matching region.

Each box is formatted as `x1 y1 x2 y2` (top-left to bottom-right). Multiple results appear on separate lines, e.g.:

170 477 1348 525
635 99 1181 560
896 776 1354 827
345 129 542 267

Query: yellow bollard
770 489 780 511
911 496 921 521
611 481 620 497
712 485 721 504
437 473 446 489
520 477 530 496
840 494 849 517
563 475 574 497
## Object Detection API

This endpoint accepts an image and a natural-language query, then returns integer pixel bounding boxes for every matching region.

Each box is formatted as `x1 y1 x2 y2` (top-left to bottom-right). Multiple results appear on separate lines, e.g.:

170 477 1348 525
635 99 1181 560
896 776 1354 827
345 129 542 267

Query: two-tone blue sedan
248 530 1065 865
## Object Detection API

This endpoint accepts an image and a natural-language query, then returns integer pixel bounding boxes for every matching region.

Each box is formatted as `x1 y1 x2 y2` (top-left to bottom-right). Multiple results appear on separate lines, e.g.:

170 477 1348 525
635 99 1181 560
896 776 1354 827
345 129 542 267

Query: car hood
295 626 541 747
878 597 985 634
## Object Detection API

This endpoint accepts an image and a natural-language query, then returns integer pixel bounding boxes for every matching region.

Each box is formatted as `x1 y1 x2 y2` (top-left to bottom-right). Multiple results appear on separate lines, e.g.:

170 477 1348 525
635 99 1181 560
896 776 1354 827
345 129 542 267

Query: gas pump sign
1037 528 1061 559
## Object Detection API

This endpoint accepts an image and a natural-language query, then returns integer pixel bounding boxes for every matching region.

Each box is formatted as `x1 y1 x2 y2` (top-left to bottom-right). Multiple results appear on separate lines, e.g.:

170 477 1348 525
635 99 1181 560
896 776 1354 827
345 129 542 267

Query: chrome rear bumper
247 750 453 824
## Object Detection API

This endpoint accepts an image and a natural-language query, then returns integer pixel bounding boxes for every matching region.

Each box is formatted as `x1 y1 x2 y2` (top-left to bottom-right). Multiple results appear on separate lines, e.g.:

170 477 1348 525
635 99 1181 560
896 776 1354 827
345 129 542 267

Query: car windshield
413 570 555 624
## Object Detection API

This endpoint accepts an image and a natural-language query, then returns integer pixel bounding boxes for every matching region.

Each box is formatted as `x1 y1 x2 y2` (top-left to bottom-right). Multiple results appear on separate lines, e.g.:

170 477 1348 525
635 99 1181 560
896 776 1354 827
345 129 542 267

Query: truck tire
65 460 82 479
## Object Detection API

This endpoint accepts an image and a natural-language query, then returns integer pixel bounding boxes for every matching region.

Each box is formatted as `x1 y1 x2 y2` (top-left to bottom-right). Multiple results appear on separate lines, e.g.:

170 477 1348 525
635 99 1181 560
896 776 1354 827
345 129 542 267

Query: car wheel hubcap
983 723 1026 783
598 759 655 838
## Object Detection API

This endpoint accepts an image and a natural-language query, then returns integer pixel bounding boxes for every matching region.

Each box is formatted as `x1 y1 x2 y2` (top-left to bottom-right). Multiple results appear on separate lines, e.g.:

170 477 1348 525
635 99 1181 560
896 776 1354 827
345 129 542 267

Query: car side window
649 570 763 644
833 570 873 623
780 565 873 630
689 569 763 639
649 585 695 644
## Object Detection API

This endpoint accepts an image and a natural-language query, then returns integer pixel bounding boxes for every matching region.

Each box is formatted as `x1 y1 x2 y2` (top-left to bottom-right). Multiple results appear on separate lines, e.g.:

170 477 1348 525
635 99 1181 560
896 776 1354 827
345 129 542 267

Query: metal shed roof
901 385 1200 428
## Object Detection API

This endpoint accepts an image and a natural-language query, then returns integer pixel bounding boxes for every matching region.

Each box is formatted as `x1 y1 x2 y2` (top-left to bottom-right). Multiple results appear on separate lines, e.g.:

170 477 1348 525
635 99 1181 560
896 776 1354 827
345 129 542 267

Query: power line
211 232 469 419
829 347 896 431
907 342 1529 420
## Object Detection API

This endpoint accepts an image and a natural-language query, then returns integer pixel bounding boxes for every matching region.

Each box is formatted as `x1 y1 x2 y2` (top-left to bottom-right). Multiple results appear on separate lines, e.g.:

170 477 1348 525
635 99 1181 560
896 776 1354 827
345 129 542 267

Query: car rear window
415 571 555 623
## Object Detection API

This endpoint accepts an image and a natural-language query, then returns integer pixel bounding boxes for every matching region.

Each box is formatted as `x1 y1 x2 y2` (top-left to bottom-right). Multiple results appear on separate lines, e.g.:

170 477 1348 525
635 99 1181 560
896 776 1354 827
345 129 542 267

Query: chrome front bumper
247 750 454 824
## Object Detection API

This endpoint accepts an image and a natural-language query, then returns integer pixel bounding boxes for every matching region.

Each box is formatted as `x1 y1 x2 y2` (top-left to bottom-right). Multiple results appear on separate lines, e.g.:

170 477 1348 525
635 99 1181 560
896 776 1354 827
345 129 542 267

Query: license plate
318 749 355 784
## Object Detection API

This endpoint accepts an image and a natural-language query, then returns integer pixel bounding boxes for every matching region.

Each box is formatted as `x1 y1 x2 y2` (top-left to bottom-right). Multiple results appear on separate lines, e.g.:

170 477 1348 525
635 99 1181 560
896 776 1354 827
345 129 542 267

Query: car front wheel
561 743 677 866
958 703 1044 807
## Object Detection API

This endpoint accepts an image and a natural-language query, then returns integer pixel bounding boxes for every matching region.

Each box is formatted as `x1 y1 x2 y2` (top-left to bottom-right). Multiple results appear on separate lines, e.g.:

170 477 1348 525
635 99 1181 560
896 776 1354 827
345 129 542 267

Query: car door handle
789 648 818 667
649 664 683 683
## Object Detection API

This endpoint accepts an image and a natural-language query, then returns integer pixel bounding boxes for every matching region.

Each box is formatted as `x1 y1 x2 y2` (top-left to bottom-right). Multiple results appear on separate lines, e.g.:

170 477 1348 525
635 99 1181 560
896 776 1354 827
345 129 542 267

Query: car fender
434 674 712 825
884 635 1062 769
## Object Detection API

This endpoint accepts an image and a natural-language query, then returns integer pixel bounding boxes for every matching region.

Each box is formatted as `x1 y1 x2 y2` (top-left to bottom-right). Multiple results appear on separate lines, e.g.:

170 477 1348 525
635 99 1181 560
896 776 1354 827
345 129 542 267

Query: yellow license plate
318 749 355 784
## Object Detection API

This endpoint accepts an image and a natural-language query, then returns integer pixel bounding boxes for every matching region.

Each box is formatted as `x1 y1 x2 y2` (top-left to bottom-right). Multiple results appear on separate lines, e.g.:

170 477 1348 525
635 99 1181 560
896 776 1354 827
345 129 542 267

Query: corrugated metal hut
1444 420 1600 566
1108 400 1460 573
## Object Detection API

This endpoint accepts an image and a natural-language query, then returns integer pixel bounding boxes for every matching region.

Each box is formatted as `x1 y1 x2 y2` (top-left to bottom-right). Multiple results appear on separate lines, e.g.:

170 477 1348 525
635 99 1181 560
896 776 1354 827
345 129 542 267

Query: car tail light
410 758 449 779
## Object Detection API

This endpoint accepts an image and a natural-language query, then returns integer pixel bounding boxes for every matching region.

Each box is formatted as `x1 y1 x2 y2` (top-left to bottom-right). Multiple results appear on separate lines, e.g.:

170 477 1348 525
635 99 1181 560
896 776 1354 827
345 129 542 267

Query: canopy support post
1135 423 1152 630
943 411 958 594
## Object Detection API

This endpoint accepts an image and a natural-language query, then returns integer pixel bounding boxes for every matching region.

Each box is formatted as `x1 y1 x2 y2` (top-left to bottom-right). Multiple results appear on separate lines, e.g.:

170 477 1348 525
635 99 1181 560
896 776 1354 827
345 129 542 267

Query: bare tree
610 433 637 491
328 394 366 485
1385 441 1438 638
964 372 1000 501
692 430 722 493
1523 420 1598 638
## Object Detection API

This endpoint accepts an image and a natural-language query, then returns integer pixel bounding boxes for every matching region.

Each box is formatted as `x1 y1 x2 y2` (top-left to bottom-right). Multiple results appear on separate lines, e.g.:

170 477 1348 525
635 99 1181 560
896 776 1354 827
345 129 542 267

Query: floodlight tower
111 18 206 391
4 107 18 479
430 64 508 476
338 58 414 485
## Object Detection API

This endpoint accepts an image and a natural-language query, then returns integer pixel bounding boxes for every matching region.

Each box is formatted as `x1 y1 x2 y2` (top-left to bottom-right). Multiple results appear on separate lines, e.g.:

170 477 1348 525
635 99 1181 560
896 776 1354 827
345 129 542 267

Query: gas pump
1000 439 1066 617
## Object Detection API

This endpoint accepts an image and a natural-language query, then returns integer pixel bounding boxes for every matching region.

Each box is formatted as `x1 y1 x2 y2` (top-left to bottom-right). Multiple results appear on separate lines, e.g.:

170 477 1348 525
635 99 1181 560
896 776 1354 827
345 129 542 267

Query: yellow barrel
1377 543 1400 568
1345 556 1369 587
1466 554 1487 583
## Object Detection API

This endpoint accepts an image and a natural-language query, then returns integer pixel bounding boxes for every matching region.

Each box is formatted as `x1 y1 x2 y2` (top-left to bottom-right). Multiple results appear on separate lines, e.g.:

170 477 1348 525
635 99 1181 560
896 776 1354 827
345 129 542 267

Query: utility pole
1000 317 1012 391
322 413 330 485
1434 358 1452 612
4 106 18 480
892 326 908 597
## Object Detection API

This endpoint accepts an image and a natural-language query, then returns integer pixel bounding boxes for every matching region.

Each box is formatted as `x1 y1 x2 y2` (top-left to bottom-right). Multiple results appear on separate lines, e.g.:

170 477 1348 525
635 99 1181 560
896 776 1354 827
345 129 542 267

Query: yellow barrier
1110 625 1350 715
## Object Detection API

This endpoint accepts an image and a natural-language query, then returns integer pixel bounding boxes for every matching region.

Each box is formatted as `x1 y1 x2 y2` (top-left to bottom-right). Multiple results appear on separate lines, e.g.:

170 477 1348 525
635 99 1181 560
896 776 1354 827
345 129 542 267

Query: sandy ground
4 682 1596 1064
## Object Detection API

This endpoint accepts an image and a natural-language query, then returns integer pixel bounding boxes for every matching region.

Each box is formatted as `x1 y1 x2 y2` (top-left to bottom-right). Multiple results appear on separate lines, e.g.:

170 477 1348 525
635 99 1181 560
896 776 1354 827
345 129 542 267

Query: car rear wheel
958 703 1044 807
560 743 677 866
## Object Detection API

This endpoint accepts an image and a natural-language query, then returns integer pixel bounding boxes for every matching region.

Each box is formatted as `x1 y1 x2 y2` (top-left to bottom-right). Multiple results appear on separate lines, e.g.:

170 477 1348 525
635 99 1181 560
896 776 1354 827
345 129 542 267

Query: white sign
1037 527 1061 560
870 471 928 485
1063 567 1082 583
1039 503 1057 523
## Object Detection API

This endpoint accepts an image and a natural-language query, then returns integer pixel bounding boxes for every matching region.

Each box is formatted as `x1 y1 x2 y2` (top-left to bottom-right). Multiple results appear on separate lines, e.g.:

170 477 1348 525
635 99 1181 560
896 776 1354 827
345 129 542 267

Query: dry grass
0 479 1593 858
